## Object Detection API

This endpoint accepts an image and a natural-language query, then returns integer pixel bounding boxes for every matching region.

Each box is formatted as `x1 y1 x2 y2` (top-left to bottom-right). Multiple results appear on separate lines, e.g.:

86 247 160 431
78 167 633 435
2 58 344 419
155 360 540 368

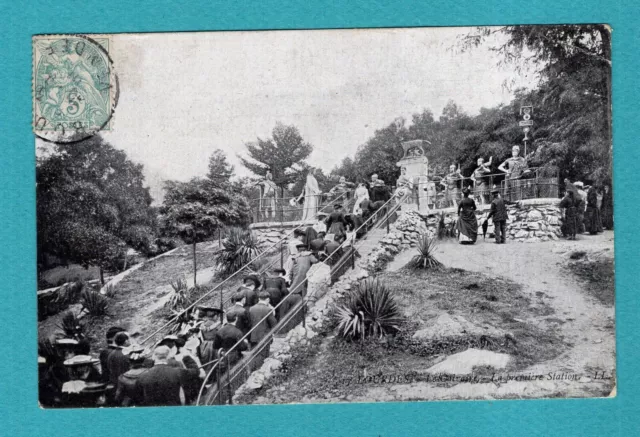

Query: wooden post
280 240 284 269
193 238 198 287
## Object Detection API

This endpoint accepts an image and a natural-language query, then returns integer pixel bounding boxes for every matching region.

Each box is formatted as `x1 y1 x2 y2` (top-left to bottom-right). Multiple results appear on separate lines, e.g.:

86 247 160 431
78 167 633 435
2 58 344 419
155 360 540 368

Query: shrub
81 289 109 316
166 278 193 311
215 227 263 276
56 311 84 339
103 284 117 298
336 277 403 340
409 235 443 270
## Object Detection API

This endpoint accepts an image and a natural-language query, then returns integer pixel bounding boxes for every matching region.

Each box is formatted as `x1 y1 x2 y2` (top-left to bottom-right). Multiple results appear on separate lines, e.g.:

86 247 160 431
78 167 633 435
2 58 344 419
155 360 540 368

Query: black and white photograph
35 25 614 408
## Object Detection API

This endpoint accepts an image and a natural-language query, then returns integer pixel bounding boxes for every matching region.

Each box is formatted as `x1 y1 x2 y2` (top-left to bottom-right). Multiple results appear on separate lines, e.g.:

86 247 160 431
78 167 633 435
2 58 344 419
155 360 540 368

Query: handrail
139 191 351 346
195 192 406 405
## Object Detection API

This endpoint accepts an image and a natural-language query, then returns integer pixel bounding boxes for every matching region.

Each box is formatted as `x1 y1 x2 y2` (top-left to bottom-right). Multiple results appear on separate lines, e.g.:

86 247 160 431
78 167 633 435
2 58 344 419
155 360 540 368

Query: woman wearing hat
325 203 348 243
455 187 478 244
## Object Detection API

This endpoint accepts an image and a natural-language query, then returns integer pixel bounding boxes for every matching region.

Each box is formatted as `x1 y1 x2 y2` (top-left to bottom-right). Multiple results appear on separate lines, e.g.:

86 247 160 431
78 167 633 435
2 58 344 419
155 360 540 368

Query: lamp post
519 105 534 156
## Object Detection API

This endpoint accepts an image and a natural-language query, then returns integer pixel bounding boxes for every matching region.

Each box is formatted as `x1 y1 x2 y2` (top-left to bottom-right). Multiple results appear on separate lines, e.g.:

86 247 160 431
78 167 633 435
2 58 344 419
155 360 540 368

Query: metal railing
196 193 407 405
250 192 353 223
138 191 351 347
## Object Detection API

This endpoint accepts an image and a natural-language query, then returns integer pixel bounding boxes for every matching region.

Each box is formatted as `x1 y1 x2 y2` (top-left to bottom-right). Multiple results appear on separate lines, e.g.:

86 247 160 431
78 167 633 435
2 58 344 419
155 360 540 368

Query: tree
238 122 313 194
458 24 612 183
159 178 250 284
207 149 234 188
37 135 156 284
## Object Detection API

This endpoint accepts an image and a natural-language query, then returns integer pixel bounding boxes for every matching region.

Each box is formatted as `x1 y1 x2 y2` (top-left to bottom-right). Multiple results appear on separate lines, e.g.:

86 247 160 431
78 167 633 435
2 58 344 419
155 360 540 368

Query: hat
243 274 261 289
55 338 80 348
334 203 343 209
574 181 584 188
295 241 306 248
491 188 500 195
462 187 471 195
274 268 286 274
63 354 99 367
197 305 223 314
38 356 47 365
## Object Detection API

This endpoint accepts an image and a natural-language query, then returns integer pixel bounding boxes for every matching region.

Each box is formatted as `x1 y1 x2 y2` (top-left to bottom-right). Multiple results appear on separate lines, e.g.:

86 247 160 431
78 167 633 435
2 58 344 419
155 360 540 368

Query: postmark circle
33 35 119 143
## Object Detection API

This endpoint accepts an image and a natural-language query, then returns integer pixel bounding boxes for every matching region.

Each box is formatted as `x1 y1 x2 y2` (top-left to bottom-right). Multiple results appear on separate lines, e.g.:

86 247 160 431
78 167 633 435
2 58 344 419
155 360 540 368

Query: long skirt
601 203 613 230
584 206 602 234
456 212 478 244
562 209 577 237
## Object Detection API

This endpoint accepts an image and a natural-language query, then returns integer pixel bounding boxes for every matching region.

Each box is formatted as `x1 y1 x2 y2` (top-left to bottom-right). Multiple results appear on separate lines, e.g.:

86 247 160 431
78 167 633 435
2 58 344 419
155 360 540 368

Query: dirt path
382 231 616 399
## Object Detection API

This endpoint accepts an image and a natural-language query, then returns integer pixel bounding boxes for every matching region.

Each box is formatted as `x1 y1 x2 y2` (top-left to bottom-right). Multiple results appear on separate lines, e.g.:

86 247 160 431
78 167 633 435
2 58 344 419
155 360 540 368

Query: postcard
35 25 614 408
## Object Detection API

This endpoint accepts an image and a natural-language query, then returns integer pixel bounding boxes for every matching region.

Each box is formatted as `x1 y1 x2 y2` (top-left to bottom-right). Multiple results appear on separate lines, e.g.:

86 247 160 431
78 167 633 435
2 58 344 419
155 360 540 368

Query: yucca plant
409 235 443 270
166 278 192 311
336 277 403 340
103 284 118 298
56 311 84 339
215 227 263 276
81 289 109 316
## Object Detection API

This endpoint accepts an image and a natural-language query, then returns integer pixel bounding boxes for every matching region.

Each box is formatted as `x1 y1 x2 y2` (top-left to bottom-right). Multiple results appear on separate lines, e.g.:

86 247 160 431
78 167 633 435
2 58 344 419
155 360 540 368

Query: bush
166 278 193 311
336 277 403 340
215 227 263 276
409 235 443 270
81 289 109 316
56 311 85 339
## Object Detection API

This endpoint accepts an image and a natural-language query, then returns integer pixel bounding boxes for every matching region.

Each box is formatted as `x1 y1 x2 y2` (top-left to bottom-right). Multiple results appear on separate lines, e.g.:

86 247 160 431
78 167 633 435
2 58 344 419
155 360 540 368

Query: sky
36 27 536 200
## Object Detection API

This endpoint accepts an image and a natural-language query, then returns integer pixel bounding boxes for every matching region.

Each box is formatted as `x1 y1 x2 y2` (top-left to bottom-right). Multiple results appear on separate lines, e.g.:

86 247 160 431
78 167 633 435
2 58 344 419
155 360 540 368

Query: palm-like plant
336 277 404 340
166 278 192 311
56 311 84 339
215 227 263 276
81 289 109 316
409 235 443 270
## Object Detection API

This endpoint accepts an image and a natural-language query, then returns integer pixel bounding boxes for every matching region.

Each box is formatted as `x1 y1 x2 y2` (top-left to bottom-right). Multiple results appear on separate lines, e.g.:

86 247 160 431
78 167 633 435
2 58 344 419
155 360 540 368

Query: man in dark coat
242 275 261 308
487 188 508 244
213 311 249 366
99 326 125 383
136 346 199 407
114 346 148 407
225 292 252 335
107 332 131 386
249 291 278 352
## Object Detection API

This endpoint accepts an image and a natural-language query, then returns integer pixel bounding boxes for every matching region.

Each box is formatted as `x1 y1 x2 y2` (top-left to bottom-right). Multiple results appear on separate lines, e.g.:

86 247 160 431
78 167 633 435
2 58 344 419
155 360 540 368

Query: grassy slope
239 267 568 404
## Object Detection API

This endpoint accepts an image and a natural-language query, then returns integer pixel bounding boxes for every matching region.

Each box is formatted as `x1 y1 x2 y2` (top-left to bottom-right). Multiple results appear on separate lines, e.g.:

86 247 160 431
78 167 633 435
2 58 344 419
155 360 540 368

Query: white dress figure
298 171 321 221
353 183 370 215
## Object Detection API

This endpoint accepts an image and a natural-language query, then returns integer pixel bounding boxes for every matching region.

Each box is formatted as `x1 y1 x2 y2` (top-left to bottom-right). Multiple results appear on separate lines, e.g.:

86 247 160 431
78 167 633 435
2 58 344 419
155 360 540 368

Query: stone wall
249 221 313 247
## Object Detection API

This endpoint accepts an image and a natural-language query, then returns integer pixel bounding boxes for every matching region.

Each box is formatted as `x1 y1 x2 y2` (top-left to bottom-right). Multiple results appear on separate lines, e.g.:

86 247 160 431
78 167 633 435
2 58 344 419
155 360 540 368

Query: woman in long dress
584 185 603 235
298 170 321 221
455 187 478 244
353 182 370 215
600 184 613 230
560 189 578 240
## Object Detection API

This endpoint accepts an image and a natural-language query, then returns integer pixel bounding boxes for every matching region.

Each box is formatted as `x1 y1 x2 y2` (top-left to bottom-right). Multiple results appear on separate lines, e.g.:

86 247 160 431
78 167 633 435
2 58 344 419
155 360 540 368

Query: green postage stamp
33 35 118 142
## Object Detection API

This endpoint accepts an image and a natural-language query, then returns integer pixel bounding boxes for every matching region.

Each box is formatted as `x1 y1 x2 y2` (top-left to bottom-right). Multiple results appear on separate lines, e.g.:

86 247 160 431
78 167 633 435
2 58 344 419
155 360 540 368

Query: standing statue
470 156 492 205
297 169 322 221
498 145 528 201
440 164 463 208
255 171 278 220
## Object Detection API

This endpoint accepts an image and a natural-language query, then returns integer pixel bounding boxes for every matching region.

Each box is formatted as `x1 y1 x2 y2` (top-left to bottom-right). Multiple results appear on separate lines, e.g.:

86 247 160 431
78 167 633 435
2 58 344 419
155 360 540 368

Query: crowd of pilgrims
38 195 392 409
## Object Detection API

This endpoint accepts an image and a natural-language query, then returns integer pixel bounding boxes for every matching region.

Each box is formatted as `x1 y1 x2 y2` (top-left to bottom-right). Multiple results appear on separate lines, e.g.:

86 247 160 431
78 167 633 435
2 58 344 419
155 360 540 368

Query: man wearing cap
136 345 200 406
249 291 278 355
242 275 261 308
214 311 249 365
99 327 125 383
487 188 508 244
114 345 148 406
107 332 131 386
225 292 252 335
196 306 223 380
290 243 318 297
